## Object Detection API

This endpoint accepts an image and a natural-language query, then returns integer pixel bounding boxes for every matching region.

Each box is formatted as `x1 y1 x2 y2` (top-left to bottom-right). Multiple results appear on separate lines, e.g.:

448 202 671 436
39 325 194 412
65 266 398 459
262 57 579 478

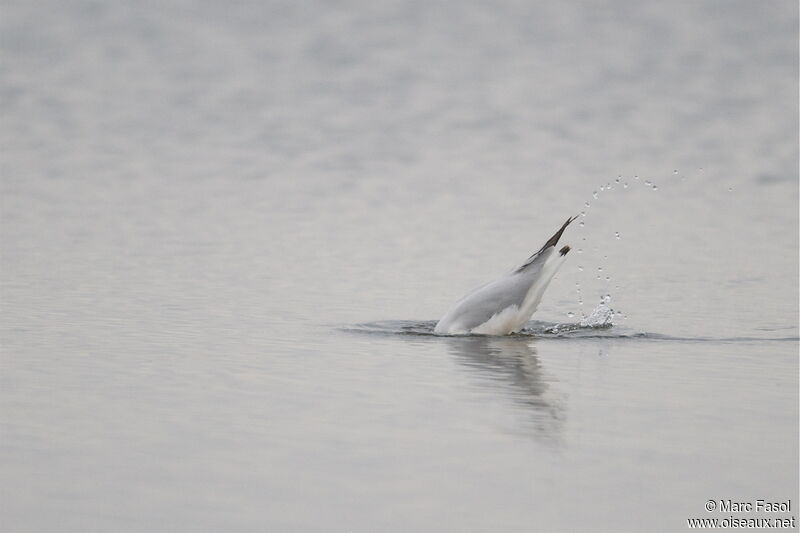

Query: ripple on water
339 320 799 343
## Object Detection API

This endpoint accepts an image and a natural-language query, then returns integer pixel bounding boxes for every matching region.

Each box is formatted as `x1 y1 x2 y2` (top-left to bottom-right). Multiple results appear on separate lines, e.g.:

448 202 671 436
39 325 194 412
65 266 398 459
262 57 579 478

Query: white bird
434 216 577 335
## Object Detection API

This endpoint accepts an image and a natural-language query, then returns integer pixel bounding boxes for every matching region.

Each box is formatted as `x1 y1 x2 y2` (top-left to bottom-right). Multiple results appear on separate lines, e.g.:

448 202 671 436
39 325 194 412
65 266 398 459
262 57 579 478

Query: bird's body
434 217 576 335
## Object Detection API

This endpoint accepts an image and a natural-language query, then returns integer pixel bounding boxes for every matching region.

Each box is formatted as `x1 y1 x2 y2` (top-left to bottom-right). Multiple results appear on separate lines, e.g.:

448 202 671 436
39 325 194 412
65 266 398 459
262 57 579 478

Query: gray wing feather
444 261 546 330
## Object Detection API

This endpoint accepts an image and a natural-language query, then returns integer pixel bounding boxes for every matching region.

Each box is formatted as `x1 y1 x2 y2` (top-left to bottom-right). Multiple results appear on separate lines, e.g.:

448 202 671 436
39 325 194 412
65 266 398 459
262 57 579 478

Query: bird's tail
540 215 578 253
515 216 578 273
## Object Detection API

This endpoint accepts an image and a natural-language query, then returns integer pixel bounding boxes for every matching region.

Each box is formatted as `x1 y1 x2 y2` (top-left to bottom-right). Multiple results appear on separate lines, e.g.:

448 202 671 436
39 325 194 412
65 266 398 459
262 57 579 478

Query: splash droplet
579 221 585 227
592 191 598 199
652 184 658 191
615 232 620 239
727 186 733 192
623 182 629 189
584 201 590 207
634 174 639 180
644 180 652 186
615 175 621 183
673 169 678 174
578 265 583 271
567 312 575 318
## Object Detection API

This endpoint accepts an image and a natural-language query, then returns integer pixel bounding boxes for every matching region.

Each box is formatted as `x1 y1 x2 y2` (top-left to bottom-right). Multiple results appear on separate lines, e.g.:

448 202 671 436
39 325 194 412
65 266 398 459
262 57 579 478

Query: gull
434 216 577 335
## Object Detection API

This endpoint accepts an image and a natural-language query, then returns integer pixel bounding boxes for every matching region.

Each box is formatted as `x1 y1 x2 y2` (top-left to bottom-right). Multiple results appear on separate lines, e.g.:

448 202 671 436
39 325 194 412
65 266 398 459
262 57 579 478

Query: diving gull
434 216 576 335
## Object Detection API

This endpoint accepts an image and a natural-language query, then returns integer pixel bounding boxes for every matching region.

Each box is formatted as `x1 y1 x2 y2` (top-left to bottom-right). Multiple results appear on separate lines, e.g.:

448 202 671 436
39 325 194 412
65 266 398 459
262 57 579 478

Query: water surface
1 1 798 531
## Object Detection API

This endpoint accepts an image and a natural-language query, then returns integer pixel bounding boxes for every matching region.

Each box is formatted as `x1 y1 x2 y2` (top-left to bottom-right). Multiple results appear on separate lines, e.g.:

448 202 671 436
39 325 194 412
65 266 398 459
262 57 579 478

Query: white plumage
434 217 576 335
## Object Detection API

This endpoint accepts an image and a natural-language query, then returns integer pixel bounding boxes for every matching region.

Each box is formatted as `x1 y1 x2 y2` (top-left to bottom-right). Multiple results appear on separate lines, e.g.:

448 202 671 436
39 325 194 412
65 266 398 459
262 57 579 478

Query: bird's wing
438 274 533 331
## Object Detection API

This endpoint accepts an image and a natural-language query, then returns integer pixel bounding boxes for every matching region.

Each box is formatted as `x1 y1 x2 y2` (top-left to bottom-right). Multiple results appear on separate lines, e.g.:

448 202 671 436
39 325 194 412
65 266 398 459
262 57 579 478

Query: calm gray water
2 1 798 531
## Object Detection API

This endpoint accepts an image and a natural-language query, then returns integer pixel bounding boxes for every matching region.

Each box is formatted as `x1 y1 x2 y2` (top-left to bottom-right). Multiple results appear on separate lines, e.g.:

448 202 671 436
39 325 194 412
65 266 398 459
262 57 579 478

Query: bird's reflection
445 336 566 445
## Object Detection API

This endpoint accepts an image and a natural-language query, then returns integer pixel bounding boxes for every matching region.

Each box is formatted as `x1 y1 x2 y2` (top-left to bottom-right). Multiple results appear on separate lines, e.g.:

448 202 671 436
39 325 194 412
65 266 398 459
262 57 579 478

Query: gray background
2 1 798 531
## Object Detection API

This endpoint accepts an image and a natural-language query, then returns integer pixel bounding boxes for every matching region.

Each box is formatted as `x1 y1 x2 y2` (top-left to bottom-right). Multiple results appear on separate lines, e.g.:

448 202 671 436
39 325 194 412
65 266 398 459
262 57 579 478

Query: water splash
580 301 614 328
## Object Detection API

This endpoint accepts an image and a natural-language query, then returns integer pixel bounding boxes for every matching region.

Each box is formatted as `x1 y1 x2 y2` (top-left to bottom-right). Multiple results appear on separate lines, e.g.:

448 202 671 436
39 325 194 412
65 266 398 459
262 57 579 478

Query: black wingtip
541 216 577 251
515 215 578 273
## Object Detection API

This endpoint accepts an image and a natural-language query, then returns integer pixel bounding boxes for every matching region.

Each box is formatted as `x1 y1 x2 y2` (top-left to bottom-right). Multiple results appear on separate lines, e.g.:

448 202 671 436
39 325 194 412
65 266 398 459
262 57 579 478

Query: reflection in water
445 336 566 445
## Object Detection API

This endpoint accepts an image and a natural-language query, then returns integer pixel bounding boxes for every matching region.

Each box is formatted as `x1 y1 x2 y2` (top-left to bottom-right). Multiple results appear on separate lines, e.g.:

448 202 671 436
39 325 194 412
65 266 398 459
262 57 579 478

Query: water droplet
579 221 585 227
673 169 678 174
584 201 590 207
615 175 621 183
592 191 598 199
597 266 603 272
567 312 575 318
615 232 620 239
634 174 639 180
623 182 629 189
580 210 585 217
599 185 605 192
727 186 733 192
644 180 652 186
578 265 583 271
602 294 612 303
577 248 582 253
605 276 610 281
652 184 658 191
